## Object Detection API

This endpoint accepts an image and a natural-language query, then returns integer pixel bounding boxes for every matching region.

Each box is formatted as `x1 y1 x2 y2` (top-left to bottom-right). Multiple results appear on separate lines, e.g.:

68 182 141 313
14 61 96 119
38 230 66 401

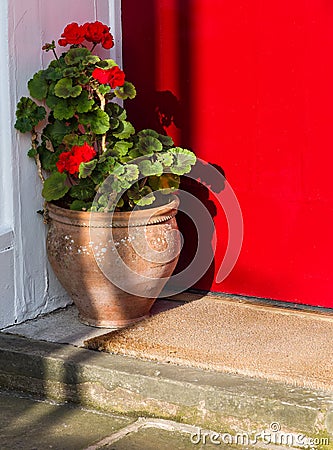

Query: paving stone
0 390 133 450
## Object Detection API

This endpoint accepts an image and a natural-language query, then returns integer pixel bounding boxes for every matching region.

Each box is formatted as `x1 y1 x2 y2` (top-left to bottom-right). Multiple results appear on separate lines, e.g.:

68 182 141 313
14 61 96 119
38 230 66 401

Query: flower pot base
78 313 149 329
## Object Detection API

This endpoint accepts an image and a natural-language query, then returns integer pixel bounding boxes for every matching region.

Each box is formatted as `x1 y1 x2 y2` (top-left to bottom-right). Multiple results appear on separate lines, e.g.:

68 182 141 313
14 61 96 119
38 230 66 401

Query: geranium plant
15 21 196 212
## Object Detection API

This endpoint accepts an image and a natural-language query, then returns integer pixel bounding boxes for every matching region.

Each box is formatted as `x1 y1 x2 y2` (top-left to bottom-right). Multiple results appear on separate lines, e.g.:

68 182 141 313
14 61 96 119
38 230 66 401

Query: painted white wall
0 0 122 328
0 0 15 327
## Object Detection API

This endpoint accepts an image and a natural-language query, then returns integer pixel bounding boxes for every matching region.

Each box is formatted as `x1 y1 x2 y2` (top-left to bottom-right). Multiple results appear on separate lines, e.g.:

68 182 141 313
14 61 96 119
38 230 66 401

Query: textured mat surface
85 295 333 390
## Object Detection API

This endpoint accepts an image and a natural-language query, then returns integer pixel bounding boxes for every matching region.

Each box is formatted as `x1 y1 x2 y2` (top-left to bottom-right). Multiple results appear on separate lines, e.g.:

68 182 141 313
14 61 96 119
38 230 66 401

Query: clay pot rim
46 194 179 228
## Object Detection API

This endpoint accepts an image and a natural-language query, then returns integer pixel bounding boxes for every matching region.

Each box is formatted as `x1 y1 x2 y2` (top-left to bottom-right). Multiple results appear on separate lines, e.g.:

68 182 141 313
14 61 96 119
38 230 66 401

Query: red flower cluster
56 143 96 175
58 21 114 49
92 66 125 88
84 21 114 49
58 23 85 46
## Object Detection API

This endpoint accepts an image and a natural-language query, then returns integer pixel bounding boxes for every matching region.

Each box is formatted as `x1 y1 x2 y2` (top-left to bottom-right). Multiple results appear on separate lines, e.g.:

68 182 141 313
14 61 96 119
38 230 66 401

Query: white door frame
0 0 122 328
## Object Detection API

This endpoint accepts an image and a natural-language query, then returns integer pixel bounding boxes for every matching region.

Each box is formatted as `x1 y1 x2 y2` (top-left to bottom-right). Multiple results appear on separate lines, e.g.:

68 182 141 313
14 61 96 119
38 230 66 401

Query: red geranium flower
58 22 86 46
73 142 97 162
101 33 114 50
56 143 96 175
83 21 114 49
92 66 125 88
56 151 72 173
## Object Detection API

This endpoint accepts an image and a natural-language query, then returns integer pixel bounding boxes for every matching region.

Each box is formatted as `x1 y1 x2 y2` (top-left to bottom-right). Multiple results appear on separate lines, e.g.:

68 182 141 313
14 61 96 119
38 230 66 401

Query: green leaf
69 179 96 200
114 81 136 100
83 55 100 65
47 80 57 96
116 198 124 208
127 184 140 200
98 149 113 162
128 148 142 160
138 136 163 155
15 97 46 133
110 177 123 193
158 134 174 147
97 177 114 194
41 172 69 201
112 140 133 157
169 147 196 175
79 109 110 134
105 103 125 118
98 59 118 69
113 163 138 181
98 85 111 96
137 129 159 139
127 186 155 206
54 78 82 99
39 148 62 172
64 47 100 66
148 174 180 193
63 134 89 147
54 102 76 120
70 200 91 211
62 67 81 78
43 120 69 145
135 188 155 206
46 96 76 120
78 74 90 84
113 121 135 139
28 70 48 100
48 90 93 118
118 109 127 121
97 193 109 207
90 168 107 186
75 91 94 113
27 148 37 158
44 66 65 82
156 152 174 167
97 156 116 177
122 164 139 181
108 118 121 132
78 159 97 178
112 163 125 177
64 47 90 64
45 93 58 109
138 160 163 177
108 164 139 193
119 155 133 164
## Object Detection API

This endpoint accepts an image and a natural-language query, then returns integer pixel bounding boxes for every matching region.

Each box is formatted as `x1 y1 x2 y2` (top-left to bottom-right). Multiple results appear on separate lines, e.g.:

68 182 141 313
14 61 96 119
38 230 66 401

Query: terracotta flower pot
46 196 180 328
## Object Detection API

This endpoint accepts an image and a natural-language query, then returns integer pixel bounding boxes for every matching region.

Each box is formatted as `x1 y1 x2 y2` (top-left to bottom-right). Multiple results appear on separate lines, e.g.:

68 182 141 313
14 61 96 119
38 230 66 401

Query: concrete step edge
0 332 332 443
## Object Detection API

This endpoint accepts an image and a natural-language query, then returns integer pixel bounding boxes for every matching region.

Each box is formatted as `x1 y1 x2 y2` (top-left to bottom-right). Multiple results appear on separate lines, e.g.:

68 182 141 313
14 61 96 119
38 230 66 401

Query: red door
122 0 333 307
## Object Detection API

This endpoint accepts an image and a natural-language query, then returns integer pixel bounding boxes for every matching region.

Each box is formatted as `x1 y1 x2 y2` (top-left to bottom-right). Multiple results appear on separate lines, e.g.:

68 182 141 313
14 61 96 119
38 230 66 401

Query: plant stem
139 177 147 189
35 154 44 184
68 174 76 186
96 90 107 152
52 49 59 61
32 129 45 184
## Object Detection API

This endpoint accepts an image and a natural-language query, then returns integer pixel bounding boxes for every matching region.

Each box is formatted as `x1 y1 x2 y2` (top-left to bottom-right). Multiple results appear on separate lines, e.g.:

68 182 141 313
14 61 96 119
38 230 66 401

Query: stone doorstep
0 333 332 446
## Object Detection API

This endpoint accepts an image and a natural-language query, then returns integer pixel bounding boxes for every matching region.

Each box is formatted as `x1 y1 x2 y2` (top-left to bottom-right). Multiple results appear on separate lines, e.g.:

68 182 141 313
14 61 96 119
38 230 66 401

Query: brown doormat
84 295 333 390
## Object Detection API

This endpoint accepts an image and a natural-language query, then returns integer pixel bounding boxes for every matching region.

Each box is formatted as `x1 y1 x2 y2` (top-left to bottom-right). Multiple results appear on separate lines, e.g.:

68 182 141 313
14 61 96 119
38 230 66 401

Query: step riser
1 334 332 443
